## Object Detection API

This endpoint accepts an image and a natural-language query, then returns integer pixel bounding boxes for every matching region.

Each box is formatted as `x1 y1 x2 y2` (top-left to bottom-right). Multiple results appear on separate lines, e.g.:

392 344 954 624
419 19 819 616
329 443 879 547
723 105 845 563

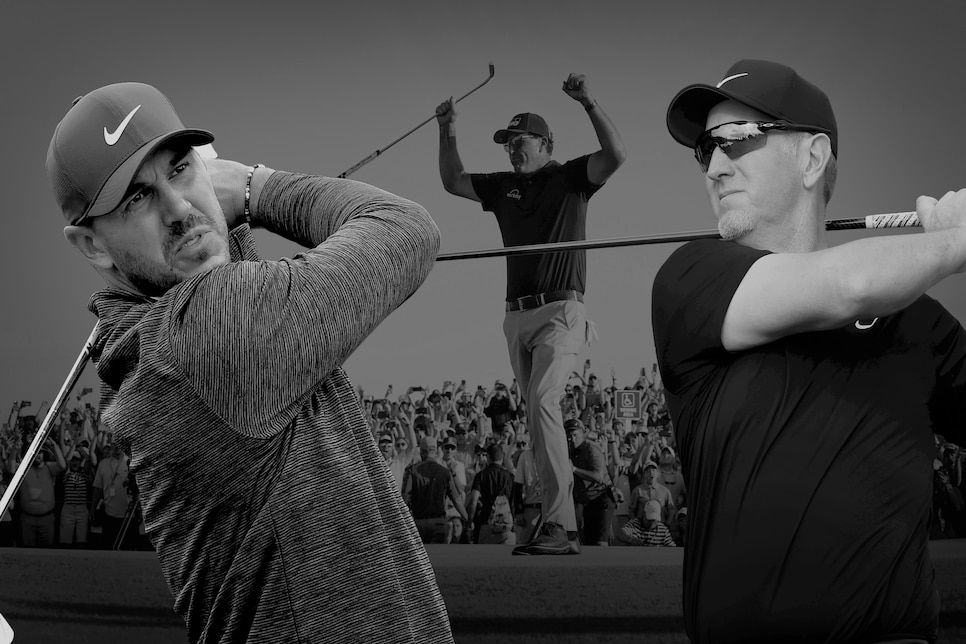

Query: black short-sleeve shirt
652 238 966 643
471 156 601 300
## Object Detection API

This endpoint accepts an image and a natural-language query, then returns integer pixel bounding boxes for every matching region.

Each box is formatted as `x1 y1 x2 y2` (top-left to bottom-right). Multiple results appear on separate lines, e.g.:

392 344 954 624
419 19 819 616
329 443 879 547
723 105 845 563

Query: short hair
486 444 504 463
822 153 837 206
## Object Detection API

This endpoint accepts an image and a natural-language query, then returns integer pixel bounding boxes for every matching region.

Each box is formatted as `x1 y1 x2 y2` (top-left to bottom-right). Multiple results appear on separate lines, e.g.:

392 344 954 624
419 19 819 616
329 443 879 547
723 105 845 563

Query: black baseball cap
493 113 553 144
564 418 584 434
667 59 837 157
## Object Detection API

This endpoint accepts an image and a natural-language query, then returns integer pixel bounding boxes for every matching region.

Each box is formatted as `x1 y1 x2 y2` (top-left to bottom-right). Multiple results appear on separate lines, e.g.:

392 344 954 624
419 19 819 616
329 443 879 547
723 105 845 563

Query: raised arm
562 74 626 186
435 97 481 202
177 163 441 434
723 191 966 351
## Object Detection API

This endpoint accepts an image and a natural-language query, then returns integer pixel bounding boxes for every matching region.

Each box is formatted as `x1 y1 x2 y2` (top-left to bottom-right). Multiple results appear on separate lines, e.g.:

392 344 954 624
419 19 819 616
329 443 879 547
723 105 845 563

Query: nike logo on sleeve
104 105 141 146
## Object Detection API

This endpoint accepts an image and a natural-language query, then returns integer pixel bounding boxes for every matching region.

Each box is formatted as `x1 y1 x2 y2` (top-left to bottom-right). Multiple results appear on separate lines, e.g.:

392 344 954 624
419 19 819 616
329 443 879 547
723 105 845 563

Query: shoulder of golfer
165 160 439 432
719 191 966 352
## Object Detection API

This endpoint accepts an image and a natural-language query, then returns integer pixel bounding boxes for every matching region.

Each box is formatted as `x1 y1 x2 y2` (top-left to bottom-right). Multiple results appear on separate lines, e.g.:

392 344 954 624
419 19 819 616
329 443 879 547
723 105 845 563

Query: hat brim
493 128 536 144
666 84 784 150
83 128 214 222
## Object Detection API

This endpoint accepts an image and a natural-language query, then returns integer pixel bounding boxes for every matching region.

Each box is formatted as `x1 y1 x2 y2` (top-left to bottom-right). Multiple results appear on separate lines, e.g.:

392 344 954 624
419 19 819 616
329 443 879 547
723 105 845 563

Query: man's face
566 427 583 449
85 145 231 297
703 101 804 245
378 437 393 458
644 466 658 486
505 133 549 174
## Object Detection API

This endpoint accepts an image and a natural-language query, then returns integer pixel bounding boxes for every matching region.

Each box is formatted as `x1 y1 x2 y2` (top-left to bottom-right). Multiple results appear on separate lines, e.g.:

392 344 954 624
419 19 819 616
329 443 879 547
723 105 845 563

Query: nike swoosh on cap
854 317 879 330
103 104 141 146
716 73 748 89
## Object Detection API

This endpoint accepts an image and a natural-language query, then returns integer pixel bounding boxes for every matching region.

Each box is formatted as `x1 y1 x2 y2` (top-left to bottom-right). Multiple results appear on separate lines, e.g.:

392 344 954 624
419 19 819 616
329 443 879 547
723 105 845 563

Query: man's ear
802 133 832 192
63 225 114 270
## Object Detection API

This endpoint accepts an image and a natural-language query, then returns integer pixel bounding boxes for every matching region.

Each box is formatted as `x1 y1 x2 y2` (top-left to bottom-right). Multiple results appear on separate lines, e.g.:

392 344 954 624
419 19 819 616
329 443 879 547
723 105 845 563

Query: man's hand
917 189 966 238
204 157 250 228
562 73 593 106
435 97 457 127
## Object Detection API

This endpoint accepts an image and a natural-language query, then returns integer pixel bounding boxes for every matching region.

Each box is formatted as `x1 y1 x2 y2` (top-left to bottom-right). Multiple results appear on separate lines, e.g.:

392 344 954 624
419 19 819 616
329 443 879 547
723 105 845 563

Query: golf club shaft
4 208 919 508
436 212 921 262
0 325 98 515
338 63 495 178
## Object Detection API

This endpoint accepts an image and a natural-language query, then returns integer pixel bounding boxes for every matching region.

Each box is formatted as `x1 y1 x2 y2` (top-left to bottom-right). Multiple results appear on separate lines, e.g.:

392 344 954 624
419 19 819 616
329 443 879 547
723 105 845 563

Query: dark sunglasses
503 134 542 152
694 121 828 172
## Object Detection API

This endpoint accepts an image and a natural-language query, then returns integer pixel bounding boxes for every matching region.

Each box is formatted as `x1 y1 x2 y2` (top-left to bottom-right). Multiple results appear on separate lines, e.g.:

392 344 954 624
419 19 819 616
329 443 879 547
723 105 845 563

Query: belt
21 509 55 518
506 290 583 312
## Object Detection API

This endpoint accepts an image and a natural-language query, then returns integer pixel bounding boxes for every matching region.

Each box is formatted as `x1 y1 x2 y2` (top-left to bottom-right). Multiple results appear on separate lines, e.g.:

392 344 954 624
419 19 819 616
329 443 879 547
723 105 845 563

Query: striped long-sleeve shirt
87 172 451 643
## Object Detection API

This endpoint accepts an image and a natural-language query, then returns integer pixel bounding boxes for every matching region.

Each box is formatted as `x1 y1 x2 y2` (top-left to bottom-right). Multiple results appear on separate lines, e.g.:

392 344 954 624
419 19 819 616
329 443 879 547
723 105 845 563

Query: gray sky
3 0 965 413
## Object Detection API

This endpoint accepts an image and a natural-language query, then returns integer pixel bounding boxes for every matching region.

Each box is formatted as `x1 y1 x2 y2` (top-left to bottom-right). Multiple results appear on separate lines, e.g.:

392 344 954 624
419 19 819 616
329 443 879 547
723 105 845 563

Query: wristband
243 164 265 224
584 100 598 112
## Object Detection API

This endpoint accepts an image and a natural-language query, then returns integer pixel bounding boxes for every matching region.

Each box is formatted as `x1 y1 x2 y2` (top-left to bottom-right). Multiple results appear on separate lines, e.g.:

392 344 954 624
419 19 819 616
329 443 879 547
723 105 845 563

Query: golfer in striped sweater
48 82 451 643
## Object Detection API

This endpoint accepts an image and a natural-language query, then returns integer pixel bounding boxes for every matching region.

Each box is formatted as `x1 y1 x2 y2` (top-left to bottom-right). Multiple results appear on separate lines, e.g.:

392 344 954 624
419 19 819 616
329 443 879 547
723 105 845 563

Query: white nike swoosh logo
854 317 879 330
103 104 141 146
716 73 748 88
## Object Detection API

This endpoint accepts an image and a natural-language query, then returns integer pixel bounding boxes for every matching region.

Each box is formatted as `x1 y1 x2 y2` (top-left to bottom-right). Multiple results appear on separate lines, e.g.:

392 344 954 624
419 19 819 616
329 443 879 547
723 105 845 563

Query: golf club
337 63 495 178
436 211 922 262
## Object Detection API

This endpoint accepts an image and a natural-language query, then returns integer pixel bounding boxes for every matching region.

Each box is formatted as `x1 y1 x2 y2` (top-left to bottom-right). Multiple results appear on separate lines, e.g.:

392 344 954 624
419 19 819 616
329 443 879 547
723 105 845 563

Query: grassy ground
1 543 964 643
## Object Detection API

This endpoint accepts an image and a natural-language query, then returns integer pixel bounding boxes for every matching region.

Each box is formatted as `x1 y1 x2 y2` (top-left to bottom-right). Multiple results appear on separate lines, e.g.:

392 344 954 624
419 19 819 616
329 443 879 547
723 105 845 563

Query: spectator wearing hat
618 500 676 547
402 437 467 545
467 444 516 544
656 445 686 509
440 435 468 543
671 507 688 547
59 449 93 548
19 439 66 547
566 418 614 546
435 73 625 557
628 461 675 526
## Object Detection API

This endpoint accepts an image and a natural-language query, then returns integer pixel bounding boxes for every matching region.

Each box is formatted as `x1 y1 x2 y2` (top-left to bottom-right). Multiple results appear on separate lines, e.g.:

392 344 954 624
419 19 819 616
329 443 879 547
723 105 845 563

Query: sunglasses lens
694 122 772 171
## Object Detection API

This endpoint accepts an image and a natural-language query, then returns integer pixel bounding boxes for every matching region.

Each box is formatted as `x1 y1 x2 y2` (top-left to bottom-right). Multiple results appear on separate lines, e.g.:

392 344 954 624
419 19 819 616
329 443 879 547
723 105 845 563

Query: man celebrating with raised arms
48 82 451 643
435 73 626 555
654 59 966 643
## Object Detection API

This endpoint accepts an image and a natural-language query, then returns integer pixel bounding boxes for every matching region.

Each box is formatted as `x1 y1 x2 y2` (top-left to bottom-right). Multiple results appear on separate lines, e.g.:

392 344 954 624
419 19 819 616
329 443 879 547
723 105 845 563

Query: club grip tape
866 212 920 228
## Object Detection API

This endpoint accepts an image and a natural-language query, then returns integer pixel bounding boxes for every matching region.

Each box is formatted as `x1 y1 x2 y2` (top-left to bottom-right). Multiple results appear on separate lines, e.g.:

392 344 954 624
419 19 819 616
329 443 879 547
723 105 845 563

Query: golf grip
826 212 920 230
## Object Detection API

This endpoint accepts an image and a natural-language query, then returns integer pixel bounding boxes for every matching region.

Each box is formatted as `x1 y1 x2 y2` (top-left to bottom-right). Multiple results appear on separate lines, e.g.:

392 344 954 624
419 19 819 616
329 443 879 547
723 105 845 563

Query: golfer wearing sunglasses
654 59 966 643
435 73 626 555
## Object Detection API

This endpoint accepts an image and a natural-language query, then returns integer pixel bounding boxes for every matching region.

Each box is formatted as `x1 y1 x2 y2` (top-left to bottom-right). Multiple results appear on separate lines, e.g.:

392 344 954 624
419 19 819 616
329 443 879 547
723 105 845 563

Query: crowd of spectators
0 395 148 550
367 361 695 547
2 360 963 550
